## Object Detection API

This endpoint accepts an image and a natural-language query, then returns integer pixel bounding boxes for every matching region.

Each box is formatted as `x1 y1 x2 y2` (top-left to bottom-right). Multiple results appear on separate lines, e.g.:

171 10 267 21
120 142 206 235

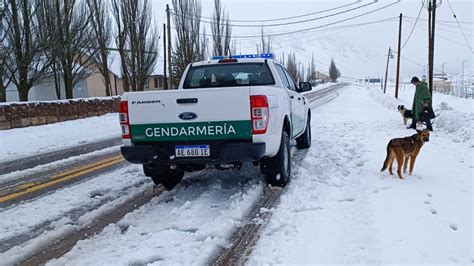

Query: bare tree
59 0 96 99
36 0 62 99
306 53 315 81
211 0 231 57
172 0 207 87
286 52 298 82
6 0 51 101
229 40 237 56
0 46 14 102
329 58 341 82
0 2 13 102
86 0 113 96
111 0 129 92
257 28 272 54
35 0 98 99
112 0 158 92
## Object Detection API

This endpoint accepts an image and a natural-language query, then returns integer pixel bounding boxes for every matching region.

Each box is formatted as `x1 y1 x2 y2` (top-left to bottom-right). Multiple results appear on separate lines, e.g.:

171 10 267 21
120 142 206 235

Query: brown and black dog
381 129 430 179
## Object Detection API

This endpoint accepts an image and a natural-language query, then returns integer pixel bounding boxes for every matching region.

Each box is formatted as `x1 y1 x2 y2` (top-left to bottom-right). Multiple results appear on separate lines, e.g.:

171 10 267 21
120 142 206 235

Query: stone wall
0 97 120 130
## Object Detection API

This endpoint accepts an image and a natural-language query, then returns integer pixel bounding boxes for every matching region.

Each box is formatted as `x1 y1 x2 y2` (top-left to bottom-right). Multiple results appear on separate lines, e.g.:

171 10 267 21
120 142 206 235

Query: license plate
175 145 210 157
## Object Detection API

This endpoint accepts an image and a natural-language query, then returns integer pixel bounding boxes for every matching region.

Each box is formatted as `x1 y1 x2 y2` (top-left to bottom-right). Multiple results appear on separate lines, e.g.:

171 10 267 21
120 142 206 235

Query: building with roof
6 52 166 102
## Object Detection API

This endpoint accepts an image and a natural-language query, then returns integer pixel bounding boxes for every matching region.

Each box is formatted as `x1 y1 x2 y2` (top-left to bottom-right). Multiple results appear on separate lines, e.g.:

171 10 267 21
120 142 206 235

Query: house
5 52 166 102
309 71 330 86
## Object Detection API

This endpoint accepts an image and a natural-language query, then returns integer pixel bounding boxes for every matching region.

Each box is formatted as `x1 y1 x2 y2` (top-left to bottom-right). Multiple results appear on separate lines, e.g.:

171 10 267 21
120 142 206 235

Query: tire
144 164 184 190
261 130 291 187
296 115 311 149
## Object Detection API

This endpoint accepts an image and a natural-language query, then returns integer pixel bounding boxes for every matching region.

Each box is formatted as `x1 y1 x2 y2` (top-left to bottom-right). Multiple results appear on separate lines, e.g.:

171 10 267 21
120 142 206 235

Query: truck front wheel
261 130 291 187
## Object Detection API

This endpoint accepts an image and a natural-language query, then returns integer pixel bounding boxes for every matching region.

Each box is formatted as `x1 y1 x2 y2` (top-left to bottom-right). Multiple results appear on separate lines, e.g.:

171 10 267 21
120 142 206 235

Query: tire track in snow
19 185 166 265
212 84 348 264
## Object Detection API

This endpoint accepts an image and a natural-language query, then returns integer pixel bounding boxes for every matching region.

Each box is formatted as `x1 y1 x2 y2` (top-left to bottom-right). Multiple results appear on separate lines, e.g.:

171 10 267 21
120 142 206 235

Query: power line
405 16 474 24
189 0 362 23
446 0 474 53
405 19 474 37
410 20 474 50
400 0 424 51
187 17 398 42
265 18 399 50
170 1 379 28
184 1 400 39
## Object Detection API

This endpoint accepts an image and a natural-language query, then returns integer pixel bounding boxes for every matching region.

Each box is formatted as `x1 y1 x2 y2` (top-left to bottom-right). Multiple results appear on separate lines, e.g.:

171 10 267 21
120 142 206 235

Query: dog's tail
381 143 391 172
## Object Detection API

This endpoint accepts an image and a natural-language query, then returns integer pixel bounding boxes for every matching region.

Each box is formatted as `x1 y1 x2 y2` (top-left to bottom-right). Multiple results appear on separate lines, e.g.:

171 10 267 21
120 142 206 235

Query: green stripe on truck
130 120 252 142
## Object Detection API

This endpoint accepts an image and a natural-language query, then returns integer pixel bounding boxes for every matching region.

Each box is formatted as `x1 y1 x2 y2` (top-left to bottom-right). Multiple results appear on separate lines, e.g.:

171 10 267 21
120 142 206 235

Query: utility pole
428 1 432 94
430 0 437 96
383 47 392 94
163 23 168 90
395 13 402 99
166 4 172 89
427 0 440 96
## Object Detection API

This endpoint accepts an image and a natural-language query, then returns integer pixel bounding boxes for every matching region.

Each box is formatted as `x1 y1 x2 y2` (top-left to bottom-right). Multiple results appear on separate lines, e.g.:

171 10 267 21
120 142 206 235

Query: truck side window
283 68 297 91
275 65 292 91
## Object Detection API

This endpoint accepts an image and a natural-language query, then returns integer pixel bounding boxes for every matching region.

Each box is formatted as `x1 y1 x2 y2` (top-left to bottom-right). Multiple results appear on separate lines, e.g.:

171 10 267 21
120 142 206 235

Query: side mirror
298 82 312 93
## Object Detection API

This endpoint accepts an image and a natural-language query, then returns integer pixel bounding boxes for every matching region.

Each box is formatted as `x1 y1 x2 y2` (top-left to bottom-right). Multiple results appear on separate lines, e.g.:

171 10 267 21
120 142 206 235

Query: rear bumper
121 142 265 165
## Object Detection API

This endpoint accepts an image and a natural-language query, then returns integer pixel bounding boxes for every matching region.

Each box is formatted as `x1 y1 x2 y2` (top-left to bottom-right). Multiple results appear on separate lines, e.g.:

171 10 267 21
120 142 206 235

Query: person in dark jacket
407 76 435 131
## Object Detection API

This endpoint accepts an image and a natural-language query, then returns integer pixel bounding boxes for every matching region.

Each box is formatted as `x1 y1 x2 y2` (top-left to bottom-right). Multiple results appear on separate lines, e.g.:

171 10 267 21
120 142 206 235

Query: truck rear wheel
261 131 291 187
144 164 184 190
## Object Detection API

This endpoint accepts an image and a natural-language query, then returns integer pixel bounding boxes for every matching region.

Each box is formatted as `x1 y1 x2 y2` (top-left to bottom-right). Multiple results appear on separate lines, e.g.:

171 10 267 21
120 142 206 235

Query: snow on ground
0 113 120 162
0 165 149 265
248 84 472 264
48 165 263 266
0 83 471 264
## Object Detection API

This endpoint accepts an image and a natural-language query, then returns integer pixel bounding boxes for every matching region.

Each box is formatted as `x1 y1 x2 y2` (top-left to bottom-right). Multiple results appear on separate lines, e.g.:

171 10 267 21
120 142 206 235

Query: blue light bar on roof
210 53 275 60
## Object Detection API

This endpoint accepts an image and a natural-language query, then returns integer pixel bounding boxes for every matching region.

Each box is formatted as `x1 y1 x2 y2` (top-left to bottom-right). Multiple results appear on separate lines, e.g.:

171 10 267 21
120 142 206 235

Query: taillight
218 58 238 63
119 101 130 139
250 95 269 134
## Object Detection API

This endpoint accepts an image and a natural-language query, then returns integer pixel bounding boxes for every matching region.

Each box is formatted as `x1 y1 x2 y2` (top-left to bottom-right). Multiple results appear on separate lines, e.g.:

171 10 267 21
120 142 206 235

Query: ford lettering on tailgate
130 121 252 142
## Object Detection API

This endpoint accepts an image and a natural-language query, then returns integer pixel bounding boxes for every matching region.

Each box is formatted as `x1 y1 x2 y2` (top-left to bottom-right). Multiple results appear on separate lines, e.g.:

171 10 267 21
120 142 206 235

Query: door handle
177 98 198 104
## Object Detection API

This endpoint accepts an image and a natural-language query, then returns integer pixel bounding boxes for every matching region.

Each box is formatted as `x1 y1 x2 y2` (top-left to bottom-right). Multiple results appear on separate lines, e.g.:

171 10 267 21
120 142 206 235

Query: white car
119 53 312 190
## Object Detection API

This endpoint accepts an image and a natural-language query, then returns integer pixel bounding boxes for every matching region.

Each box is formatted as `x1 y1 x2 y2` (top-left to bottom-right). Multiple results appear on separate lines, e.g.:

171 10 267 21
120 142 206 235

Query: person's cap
411 76 420 83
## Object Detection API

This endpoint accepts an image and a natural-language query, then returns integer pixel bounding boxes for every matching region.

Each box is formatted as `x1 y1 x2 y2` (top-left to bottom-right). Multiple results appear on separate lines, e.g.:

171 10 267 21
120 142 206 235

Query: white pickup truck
119 54 312 190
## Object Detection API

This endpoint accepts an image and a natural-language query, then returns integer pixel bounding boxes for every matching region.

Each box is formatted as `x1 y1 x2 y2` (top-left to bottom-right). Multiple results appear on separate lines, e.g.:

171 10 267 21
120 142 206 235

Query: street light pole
442 62 448 75
462 60 469 97
383 47 393 94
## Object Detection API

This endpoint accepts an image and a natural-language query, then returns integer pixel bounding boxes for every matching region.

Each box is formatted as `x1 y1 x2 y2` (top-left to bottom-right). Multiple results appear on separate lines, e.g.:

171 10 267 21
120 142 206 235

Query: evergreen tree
329 58 341 82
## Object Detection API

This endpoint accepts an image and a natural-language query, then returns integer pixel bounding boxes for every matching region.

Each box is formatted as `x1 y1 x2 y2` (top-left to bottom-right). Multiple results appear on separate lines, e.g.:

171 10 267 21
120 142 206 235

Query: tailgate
127 87 252 142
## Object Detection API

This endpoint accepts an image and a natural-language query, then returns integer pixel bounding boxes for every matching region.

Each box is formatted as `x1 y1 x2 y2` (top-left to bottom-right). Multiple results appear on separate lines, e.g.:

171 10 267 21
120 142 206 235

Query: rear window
183 63 275 89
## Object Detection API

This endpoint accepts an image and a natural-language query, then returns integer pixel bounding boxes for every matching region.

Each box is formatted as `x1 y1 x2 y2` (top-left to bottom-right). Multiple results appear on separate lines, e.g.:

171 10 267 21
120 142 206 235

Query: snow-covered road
0 83 472 264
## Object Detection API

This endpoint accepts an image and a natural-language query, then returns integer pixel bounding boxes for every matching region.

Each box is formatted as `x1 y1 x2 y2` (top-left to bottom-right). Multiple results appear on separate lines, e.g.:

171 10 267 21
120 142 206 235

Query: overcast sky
152 0 473 79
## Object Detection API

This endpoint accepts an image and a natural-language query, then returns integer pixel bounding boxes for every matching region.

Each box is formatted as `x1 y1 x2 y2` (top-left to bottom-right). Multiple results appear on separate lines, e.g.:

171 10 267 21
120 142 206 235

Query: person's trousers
409 117 433 131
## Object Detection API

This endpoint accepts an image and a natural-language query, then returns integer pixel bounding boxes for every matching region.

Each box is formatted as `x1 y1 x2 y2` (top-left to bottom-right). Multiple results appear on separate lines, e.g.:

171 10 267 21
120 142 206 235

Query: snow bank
366 83 473 144
0 113 120 162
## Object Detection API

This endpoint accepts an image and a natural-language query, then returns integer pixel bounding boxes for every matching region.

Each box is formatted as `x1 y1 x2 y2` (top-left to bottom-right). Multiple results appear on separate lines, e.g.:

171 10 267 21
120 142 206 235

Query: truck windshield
183 63 275 89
